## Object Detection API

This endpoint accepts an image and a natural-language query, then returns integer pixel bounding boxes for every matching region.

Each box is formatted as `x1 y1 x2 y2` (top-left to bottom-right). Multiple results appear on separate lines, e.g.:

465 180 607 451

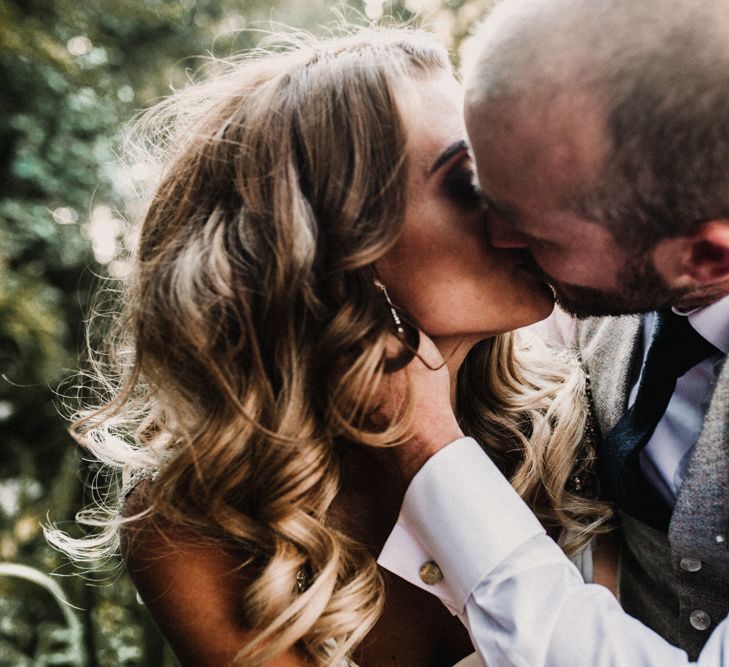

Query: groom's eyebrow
429 140 468 175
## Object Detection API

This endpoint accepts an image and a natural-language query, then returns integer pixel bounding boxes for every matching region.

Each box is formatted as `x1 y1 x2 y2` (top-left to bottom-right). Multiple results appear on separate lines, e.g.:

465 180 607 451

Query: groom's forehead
468 97 609 197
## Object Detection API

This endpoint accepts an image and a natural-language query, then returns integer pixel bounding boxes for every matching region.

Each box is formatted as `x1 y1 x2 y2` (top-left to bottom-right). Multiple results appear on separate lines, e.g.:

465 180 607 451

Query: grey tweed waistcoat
576 315 729 660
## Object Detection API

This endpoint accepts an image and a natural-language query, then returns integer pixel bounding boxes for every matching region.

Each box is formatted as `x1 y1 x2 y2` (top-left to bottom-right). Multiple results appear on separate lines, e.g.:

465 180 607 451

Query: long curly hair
46 26 611 666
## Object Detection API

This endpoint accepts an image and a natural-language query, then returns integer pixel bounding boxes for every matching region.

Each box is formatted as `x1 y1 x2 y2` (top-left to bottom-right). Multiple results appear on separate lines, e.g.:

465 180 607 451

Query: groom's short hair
465 0 729 249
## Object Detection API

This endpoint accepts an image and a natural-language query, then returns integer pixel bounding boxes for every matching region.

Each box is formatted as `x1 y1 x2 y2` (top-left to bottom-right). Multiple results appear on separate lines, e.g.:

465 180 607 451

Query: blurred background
0 1 492 664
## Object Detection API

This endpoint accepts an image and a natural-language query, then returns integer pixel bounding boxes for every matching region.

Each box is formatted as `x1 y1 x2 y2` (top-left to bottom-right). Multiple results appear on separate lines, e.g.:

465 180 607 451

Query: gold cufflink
419 560 443 585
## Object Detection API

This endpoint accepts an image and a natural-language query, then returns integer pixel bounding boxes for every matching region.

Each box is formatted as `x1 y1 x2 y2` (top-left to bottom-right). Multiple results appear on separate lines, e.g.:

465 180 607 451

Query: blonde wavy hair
47 25 612 666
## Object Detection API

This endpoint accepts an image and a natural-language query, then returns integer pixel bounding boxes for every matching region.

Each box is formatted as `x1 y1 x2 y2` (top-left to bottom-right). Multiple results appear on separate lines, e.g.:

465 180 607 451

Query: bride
47 26 612 666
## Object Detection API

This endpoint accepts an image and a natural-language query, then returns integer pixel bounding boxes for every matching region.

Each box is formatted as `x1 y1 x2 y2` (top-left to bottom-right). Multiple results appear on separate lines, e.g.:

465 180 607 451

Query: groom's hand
377 331 464 484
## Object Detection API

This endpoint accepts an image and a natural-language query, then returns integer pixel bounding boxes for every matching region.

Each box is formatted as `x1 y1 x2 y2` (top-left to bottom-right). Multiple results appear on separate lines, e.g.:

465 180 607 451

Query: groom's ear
685 220 729 283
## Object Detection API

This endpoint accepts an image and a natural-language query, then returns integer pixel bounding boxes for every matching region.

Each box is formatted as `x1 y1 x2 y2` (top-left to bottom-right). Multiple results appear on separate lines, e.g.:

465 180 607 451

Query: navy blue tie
599 309 719 531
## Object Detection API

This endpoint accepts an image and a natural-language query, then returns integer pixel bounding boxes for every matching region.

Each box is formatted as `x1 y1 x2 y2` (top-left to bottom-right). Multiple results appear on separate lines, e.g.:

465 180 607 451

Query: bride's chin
517 286 557 328
533 299 557 324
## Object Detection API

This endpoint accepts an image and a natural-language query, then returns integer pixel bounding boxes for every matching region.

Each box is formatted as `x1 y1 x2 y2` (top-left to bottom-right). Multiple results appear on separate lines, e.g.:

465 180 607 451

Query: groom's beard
533 254 691 319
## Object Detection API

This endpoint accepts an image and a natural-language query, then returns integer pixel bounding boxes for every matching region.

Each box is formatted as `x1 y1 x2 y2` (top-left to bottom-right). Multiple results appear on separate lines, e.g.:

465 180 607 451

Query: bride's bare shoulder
120 482 312 666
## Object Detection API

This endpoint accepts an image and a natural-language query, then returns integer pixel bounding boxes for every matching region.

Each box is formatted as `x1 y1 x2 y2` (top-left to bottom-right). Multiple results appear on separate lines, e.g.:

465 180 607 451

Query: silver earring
374 279 405 337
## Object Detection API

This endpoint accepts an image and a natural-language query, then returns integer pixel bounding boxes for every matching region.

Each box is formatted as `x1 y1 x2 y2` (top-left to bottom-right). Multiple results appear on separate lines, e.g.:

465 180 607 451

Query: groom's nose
487 212 531 249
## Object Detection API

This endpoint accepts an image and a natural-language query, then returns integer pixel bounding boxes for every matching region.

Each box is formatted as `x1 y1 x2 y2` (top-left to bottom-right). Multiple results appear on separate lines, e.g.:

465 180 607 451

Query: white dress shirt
379 438 729 666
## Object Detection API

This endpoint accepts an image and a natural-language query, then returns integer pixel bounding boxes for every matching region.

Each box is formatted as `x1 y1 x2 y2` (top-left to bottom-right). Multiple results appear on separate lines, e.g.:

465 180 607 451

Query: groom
379 0 729 664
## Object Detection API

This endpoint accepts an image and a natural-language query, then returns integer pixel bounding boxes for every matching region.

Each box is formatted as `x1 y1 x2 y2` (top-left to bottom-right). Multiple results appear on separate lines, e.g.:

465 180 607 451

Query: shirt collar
672 293 729 354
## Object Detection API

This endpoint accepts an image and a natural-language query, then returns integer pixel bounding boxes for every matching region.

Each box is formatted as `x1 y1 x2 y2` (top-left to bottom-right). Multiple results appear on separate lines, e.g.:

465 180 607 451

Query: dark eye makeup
442 158 482 209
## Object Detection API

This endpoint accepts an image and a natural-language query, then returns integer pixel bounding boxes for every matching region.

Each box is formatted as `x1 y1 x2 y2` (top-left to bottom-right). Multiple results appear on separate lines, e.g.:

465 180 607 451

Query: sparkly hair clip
296 563 313 593
374 279 405 337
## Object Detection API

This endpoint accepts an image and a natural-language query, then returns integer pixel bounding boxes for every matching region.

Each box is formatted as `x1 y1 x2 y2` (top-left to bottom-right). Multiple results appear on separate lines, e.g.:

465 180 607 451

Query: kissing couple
48 0 729 664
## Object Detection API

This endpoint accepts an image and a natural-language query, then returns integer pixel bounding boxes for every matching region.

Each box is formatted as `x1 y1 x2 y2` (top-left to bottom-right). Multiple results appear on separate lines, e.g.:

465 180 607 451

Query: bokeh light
66 35 92 56
51 206 78 225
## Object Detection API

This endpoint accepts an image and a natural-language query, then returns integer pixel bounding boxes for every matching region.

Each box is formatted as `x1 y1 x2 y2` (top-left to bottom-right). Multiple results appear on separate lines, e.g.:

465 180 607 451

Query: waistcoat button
689 610 711 631
679 558 703 572
716 534 726 545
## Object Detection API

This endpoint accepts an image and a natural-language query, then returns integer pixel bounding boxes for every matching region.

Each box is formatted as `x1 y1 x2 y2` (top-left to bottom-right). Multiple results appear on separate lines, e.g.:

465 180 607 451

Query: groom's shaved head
467 0 729 104
465 0 729 248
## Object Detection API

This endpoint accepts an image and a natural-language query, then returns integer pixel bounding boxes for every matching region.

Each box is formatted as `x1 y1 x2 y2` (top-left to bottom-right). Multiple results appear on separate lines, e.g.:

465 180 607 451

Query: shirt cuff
378 437 545 612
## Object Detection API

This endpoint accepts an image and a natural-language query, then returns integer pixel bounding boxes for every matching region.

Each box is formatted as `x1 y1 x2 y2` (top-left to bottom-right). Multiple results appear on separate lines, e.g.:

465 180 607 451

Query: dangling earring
374 278 405 337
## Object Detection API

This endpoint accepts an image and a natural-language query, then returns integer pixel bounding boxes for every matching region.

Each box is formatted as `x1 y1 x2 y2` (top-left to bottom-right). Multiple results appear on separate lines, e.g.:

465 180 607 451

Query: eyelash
442 161 482 209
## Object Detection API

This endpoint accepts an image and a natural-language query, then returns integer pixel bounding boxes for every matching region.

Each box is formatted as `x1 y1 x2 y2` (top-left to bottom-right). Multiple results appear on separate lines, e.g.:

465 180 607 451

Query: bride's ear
684 220 729 283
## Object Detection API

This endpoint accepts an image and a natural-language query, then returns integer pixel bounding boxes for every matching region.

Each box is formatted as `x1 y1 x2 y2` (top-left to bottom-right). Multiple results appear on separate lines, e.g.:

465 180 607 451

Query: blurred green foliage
0 0 493 664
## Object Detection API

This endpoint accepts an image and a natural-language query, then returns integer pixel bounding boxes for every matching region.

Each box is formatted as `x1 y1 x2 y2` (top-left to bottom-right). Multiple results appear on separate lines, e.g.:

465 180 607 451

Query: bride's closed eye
442 158 482 210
